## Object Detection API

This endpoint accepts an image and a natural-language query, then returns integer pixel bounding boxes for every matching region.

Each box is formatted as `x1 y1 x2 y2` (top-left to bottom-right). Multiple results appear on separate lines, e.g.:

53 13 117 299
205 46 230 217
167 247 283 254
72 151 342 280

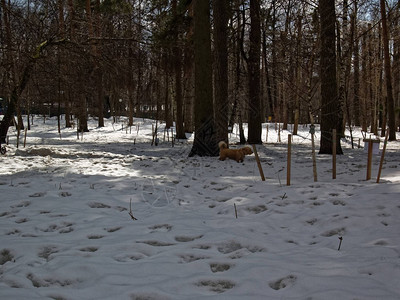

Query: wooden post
311 132 317 182
171 128 174 147
16 129 20 148
377 129 389 183
265 124 268 143
252 144 265 181
278 123 281 142
24 128 28 148
287 134 291 186
332 129 336 179
366 140 373 180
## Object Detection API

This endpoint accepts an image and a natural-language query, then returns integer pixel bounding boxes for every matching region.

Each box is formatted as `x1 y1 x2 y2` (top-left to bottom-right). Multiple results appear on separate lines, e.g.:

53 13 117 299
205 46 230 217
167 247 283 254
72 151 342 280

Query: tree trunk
189 0 218 157
293 16 302 135
172 0 186 139
247 0 262 144
319 0 343 154
352 2 361 127
213 0 229 144
380 0 397 140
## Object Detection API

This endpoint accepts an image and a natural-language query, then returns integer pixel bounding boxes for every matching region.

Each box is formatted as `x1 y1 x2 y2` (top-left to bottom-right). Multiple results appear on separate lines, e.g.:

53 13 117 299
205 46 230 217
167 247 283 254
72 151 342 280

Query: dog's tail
218 141 228 150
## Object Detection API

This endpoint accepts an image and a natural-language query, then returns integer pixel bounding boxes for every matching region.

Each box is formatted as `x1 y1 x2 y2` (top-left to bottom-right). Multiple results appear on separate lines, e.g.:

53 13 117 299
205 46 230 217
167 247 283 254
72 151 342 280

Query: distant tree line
0 0 398 153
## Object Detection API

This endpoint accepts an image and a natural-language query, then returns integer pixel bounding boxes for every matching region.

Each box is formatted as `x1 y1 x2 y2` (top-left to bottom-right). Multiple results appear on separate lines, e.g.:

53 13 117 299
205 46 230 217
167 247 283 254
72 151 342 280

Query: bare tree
189 0 218 157
319 0 343 154
247 0 262 144
380 0 396 140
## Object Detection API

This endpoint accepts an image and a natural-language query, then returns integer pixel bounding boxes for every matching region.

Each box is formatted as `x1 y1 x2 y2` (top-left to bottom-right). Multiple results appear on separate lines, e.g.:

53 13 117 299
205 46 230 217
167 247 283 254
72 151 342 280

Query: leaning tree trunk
0 41 51 142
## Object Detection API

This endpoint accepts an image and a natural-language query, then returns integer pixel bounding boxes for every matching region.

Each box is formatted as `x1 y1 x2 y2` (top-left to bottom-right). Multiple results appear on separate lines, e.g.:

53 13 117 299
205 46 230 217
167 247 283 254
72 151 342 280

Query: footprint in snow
179 254 209 263
196 279 235 293
88 202 111 208
321 227 346 237
269 274 297 290
148 224 172 233
175 235 203 242
130 292 171 300
136 240 175 247
210 263 233 273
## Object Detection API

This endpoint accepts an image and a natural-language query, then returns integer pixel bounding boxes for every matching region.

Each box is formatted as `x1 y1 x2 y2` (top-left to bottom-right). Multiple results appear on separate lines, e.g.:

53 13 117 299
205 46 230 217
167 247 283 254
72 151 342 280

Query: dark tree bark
352 2 361 127
213 0 229 144
172 0 186 139
318 0 343 154
380 0 396 141
247 0 262 144
189 0 218 157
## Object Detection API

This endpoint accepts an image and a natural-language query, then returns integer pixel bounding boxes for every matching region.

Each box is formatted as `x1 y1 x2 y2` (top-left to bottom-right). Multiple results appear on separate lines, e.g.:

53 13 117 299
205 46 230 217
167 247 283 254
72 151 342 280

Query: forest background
0 0 399 155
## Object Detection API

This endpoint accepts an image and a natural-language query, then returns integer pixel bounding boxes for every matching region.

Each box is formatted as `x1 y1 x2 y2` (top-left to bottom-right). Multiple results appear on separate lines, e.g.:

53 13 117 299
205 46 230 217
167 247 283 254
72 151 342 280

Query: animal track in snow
11 201 30 208
38 246 59 261
87 234 104 239
269 274 297 290
114 254 146 262
80 246 98 252
321 227 346 237
0 249 14 265
179 254 209 263
196 279 235 293
15 218 29 223
37 222 74 233
137 240 175 247
88 202 111 208
148 224 172 233
175 235 203 242
245 205 268 214
105 226 122 233
27 273 78 288
330 199 346 206
210 263 232 273
130 292 171 300
217 241 265 255
29 192 46 197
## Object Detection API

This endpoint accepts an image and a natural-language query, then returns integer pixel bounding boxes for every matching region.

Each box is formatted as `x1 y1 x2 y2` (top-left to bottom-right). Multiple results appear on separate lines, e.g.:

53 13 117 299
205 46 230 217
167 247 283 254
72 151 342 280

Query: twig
338 236 343 251
129 198 137 220
234 203 238 219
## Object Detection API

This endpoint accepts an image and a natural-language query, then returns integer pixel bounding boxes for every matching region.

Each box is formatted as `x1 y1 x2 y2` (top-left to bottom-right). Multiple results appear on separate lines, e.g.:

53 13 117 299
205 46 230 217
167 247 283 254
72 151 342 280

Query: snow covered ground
0 116 399 300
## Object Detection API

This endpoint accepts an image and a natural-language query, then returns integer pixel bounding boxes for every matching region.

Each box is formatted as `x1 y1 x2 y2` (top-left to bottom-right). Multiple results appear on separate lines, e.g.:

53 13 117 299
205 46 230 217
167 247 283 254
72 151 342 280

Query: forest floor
0 116 399 300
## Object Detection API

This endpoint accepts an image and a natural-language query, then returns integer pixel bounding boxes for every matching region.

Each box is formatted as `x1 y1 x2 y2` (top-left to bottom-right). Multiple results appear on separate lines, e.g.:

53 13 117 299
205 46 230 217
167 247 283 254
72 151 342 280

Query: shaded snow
0 116 399 299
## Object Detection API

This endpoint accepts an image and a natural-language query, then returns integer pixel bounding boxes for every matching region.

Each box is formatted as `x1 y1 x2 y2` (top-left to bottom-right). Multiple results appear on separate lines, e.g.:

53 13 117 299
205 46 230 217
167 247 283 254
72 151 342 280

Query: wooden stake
332 129 336 179
278 123 281 142
338 236 343 251
366 139 373 180
252 144 265 181
24 128 28 148
376 129 389 183
311 132 318 182
287 134 292 186
16 129 20 149
234 203 238 219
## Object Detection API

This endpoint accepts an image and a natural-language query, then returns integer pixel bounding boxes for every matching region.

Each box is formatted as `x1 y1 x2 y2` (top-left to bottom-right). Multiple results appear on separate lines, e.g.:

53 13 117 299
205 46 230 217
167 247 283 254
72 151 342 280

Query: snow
0 116 399 300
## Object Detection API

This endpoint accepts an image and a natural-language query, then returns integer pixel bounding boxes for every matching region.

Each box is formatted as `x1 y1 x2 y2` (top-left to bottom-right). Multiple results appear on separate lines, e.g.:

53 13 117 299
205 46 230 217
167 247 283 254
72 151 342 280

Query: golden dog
218 141 253 163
